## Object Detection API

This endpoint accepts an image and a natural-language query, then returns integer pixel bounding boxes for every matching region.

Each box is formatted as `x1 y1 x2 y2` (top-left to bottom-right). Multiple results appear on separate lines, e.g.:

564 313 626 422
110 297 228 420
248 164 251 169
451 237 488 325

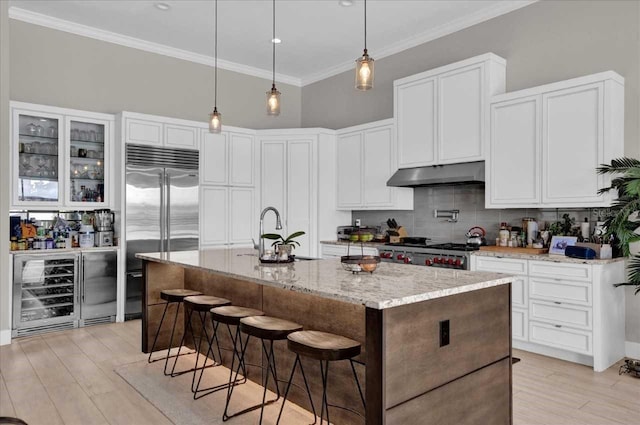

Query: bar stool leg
350 359 366 408
169 307 197 376
319 360 330 425
223 335 281 423
190 310 217 394
147 300 171 363
276 354 317 425
193 319 234 399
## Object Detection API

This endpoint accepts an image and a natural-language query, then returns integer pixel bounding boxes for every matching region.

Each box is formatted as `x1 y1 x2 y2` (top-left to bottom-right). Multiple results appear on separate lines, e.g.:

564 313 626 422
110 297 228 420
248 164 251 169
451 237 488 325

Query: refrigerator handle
81 254 85 303
159 171 166 252
166 173 171 253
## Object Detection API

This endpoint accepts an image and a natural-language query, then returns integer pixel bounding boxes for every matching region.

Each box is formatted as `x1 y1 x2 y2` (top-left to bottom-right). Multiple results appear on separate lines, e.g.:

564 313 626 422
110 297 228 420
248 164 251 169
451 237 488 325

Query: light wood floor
0 320 638 425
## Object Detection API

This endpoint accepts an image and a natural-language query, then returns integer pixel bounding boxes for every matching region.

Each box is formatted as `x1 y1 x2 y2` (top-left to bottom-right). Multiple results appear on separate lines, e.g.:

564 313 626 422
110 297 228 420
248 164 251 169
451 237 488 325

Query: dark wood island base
139 251 512 424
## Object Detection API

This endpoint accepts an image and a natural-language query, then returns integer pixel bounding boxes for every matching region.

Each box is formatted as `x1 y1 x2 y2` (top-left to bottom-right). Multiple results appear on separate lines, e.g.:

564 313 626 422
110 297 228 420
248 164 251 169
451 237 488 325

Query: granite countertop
136 248 513 310
472 250 626 264
10 246 120 255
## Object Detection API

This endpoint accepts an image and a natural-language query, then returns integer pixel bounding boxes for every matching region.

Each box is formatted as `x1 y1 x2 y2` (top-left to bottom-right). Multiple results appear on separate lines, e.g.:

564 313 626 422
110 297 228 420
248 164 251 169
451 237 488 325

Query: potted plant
597 157 640 294
261 231 306 260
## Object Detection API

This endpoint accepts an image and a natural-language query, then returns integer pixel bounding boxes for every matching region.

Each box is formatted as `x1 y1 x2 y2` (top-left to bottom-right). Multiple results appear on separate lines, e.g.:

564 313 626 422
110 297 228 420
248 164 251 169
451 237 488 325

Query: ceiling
8 0 535 86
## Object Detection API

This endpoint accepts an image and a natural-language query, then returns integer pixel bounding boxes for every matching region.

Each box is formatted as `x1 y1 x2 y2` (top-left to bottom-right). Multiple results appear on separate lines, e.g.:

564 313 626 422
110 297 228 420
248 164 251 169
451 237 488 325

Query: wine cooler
13 253 79 336
12 251 117 337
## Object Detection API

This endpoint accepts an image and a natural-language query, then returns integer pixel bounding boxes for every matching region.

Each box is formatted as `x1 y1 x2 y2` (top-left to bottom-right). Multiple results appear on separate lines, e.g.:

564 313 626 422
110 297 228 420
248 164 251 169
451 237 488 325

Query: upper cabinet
394 53 506 168
122 111 199 150
487 72 624 209
336 119 413 210
200 127 256 186
11 102 114 209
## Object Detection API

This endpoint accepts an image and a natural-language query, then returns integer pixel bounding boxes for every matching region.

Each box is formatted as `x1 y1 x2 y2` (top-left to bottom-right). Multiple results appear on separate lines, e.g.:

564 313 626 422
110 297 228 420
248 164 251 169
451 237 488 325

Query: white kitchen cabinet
488 95 540 206
11 102 114 209
258 130 349 258
394 53 506 168
200 186 228 246
200 128 256 186
121 111 199 150
471 254 626 372
199 126 258 249
320 242 380 259
487 71 624 208
200 186 256 247
336 120 412 210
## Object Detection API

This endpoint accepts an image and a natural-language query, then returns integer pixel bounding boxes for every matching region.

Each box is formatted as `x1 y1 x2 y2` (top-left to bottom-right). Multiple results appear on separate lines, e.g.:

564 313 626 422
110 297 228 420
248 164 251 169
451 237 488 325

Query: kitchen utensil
466 226 486 246
391 218 398 228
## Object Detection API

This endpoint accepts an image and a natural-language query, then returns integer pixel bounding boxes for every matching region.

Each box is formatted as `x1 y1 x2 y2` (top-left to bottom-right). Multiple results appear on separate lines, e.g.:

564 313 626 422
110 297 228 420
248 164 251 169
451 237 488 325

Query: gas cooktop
384 241 480 252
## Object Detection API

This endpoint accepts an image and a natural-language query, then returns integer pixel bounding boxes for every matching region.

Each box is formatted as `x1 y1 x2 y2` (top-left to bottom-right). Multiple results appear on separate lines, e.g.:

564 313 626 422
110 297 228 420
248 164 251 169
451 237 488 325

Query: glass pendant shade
266 85 281 116
209 107 222 133
355 49 374 90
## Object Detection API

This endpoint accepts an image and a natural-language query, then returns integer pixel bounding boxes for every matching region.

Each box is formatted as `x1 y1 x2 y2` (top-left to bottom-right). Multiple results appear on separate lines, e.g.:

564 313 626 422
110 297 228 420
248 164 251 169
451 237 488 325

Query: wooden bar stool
168 295 231 382
147 288 202 375
277 330 365 425
223 316 305 424
191 305 266 400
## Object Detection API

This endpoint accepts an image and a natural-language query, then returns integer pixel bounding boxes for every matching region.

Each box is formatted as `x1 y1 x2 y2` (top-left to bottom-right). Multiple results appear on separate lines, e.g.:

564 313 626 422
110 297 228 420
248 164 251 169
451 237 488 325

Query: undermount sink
237 253 320 261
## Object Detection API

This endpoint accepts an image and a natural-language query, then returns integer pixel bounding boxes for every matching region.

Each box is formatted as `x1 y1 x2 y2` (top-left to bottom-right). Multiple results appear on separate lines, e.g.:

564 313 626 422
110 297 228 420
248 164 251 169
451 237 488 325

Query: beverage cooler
12 251 117 337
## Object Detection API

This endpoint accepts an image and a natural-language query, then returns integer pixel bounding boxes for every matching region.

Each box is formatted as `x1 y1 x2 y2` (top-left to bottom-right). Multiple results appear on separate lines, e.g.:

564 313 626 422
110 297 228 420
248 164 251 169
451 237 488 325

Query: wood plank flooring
0 320 638 425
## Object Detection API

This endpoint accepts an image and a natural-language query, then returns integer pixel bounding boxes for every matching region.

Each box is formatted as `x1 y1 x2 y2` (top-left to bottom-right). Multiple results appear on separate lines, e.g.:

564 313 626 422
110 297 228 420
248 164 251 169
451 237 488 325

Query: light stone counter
137 248 513 309
472 250 626 265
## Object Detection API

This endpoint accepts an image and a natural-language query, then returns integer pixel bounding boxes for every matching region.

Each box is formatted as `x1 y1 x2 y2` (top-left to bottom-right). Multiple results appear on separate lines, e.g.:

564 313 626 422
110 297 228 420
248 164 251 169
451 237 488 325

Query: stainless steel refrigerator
125 145 199 319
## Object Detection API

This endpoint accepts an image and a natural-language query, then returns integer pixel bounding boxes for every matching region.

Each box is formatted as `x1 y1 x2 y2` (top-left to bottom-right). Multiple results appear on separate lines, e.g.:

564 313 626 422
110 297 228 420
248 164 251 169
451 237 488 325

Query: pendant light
355 0 374 90
208 0 222 133
266 0 281 116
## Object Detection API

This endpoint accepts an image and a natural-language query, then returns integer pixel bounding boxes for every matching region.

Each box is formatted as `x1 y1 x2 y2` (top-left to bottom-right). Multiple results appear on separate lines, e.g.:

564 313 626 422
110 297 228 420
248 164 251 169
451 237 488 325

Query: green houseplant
261 231 306 258
597 157 640 294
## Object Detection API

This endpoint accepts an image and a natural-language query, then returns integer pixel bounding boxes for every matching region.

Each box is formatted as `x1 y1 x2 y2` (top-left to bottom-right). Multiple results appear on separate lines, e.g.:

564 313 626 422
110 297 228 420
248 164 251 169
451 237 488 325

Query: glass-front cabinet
11 102 113 208
14 111 63 205
66 117 109 206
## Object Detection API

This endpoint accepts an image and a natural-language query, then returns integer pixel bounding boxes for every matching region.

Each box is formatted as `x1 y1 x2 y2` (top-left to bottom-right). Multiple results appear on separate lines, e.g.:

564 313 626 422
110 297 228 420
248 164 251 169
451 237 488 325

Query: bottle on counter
499 223 509 247
10 237 18 251
580 217 590 240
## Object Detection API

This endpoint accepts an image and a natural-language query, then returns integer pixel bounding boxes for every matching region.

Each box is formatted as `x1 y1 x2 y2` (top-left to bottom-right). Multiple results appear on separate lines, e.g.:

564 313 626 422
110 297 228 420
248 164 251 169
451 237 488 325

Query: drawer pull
554 278 562 282
554 301 562 305
554 324 562 328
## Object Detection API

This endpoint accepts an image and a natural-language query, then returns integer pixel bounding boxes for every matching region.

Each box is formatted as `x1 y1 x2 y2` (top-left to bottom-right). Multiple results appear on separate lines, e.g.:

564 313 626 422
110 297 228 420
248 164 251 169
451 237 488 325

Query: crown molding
300 0 537 86
8 7 303 87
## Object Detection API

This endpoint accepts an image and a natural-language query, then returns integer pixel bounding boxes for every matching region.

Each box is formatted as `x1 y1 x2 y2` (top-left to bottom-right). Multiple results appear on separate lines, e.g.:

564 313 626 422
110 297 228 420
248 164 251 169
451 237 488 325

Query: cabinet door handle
554 324 562 328
554 301 562 305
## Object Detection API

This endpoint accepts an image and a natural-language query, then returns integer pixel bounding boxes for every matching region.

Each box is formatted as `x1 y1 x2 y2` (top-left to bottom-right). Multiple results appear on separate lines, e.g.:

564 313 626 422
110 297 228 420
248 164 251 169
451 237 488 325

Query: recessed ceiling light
271 38 282 44
339 0 354 6
155 3 170 11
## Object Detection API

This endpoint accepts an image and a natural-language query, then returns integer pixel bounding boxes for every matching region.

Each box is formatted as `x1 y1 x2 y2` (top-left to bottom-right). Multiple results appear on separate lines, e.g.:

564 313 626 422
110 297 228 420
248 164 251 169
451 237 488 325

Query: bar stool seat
240 316 303 340
184 295 231 311
160 288 202 303
277 330 365 425
224 316 305 424
287 330 361 361
210 305 265 324
148 288 203 371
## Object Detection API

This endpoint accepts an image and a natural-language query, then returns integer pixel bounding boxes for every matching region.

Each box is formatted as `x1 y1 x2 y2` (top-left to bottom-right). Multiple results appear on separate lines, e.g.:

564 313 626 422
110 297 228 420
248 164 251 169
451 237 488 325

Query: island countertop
136 248 513 309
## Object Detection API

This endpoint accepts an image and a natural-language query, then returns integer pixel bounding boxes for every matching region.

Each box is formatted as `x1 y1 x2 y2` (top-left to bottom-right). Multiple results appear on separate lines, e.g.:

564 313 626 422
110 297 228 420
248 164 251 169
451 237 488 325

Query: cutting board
479 246 549 254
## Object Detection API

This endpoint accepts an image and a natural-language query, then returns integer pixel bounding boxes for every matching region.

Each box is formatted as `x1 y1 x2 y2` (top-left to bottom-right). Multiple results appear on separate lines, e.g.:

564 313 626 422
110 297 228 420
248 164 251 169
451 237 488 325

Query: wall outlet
439 319 450 347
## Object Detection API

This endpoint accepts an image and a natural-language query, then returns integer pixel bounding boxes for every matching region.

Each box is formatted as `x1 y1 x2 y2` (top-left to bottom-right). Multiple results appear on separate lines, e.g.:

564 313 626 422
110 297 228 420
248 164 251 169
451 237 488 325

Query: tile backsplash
352 185 607 244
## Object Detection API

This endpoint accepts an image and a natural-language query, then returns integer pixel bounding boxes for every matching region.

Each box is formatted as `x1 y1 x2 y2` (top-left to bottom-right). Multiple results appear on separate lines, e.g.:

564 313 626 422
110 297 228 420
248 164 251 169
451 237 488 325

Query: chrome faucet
258 206 282 258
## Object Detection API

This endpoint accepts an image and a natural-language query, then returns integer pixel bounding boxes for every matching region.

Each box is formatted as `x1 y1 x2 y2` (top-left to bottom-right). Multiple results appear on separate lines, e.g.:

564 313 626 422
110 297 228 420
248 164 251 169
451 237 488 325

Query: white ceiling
8 0 535 86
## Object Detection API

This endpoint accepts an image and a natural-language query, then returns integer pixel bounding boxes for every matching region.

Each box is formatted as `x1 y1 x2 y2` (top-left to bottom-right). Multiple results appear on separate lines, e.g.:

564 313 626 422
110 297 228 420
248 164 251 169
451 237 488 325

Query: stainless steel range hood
387 161 485 187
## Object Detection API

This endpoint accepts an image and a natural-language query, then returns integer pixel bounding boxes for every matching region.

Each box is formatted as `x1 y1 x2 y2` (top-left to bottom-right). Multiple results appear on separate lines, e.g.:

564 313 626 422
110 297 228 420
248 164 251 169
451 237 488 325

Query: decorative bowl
341 255 381 274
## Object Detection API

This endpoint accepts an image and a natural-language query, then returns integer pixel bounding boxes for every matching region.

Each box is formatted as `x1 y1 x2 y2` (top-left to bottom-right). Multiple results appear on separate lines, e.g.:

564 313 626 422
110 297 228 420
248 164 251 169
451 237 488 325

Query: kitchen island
137 248 514 424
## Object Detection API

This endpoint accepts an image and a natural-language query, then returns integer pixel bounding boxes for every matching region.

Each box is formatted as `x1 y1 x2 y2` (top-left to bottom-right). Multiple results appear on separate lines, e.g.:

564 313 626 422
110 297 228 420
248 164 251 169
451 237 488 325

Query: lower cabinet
471 255 626 371
320 242 380 259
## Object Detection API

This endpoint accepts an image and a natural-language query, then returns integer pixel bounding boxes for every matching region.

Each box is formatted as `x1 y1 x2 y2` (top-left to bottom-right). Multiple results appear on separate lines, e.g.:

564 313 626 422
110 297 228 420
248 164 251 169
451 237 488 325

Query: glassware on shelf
70 146 78 157
70 129 80 140
79 130 88 141
32 141 41 154
35 125 44 137
26 123 37 135
96 132 104 143
47 125 57 138
89 130 97 142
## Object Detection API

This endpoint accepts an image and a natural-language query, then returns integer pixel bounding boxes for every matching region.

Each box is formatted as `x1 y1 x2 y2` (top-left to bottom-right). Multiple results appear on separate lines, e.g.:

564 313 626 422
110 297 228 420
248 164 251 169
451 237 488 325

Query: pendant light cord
272 0 276 87
214 0 218 106
364 0 367 52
